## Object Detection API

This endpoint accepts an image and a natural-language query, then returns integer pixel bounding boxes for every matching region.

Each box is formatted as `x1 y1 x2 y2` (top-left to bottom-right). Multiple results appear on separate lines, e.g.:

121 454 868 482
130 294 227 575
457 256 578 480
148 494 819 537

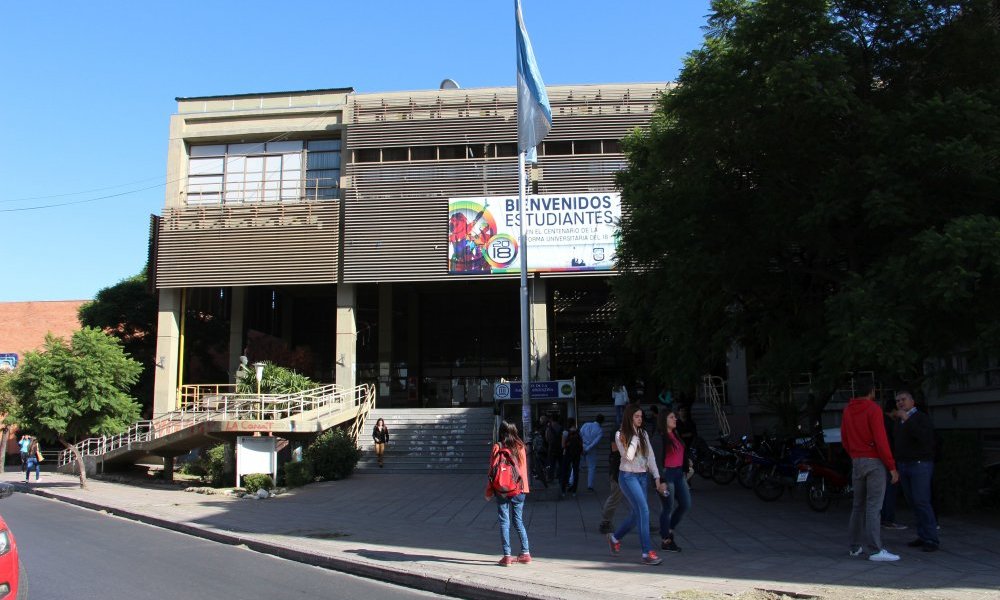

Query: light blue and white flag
515 0 552 163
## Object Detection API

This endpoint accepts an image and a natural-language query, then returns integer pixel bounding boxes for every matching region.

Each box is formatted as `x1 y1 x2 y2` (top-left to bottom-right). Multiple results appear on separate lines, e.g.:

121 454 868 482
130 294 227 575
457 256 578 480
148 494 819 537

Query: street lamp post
254 362 265 420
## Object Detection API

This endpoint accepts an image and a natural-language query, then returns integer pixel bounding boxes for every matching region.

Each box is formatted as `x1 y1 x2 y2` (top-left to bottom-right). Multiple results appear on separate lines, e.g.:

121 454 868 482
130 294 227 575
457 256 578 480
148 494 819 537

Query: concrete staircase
357 408 496 473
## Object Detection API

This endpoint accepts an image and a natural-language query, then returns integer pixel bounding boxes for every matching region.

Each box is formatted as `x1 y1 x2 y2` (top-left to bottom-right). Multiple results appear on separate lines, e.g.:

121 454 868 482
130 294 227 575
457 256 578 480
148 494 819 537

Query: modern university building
150 82 670 422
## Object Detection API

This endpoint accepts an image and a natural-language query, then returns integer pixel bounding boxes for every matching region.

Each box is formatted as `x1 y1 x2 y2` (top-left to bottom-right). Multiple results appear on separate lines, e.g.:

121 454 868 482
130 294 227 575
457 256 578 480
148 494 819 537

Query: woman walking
607 404 666 565
485 421 531 566
658 410 692 552
372 418 390 468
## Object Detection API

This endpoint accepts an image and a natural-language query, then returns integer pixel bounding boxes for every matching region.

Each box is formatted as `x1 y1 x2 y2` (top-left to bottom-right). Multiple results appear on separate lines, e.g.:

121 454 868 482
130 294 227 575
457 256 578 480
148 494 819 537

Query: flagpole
518 150 531 440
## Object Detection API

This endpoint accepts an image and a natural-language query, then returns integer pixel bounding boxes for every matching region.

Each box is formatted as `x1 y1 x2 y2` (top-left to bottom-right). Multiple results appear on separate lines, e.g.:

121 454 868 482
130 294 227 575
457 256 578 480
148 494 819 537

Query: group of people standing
842 384 939 562
485 390 698 567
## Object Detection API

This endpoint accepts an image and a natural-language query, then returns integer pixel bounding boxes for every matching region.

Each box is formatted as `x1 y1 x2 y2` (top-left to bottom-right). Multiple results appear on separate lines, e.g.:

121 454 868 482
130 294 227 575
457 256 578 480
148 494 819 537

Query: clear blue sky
0 0 713 302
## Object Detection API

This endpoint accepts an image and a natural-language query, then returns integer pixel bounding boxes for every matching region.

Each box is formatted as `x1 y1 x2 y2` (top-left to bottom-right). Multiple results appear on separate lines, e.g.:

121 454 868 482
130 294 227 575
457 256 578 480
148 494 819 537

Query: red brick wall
0 300 87 360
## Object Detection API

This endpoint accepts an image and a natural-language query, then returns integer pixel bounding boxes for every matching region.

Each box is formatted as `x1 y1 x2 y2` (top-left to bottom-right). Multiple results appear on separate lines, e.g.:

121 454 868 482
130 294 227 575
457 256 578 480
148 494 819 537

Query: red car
0 484 25 599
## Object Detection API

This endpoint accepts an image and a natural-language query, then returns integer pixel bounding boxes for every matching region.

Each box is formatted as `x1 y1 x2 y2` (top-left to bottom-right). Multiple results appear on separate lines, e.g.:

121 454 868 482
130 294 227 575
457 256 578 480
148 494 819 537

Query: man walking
842 383 900 562
894 391 940 552
579 414 605 491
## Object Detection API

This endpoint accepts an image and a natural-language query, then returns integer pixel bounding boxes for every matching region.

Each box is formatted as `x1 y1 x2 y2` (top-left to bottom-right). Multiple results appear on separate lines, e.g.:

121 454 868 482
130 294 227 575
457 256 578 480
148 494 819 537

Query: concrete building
150 82 668 423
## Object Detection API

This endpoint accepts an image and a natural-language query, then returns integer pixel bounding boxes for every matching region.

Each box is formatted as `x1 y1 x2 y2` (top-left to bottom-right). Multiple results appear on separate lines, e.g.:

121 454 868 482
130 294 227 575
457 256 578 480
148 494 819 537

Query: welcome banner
448 192 621 274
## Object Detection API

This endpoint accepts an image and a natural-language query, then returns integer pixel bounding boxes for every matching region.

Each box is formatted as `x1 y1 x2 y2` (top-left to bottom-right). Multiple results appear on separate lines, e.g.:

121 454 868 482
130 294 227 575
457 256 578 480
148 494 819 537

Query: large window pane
229 143 260 155
190 144 226 157
189 157 224 175
282 153 302 170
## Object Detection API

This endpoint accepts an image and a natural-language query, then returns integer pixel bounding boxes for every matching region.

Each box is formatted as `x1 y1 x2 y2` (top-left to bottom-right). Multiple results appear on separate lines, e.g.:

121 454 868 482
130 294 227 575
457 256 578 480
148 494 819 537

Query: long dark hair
619 404 647 455
375 418 385 429
663 410 681 452
498 420 525 454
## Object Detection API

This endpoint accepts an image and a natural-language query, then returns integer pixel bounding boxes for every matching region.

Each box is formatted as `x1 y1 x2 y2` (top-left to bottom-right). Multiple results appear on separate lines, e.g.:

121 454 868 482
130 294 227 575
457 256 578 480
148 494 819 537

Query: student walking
607 404 666 565
599 430 623 534
658 410 692 552
579 414 604 491
560 418 583 497
612 382 629 426
24 437 41 483
485 421 531 566
18 435 31 472
372 418 390 467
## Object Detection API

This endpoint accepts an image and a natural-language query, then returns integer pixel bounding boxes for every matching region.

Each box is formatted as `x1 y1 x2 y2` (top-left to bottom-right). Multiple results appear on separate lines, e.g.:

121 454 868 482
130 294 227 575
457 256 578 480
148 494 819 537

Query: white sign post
236 436 277 488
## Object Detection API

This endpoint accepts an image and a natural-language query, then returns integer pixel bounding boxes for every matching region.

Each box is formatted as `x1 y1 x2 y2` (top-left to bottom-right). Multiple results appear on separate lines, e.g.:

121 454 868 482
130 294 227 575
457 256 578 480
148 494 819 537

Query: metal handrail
57 383 372 467
348 383 377 444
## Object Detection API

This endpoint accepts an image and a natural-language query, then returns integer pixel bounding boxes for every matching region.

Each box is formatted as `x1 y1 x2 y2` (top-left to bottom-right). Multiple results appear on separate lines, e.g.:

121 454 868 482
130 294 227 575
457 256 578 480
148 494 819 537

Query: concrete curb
15 483 567 600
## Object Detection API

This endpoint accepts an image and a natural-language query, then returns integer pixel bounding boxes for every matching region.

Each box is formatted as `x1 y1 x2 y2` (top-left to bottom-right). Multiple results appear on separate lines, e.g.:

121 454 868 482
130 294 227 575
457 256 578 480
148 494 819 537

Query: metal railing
58 383 375 467
701 375 732 438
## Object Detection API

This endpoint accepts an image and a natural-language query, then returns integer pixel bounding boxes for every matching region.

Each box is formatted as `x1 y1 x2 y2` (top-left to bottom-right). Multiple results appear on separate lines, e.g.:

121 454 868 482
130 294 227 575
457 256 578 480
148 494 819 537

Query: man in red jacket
841 384 900 562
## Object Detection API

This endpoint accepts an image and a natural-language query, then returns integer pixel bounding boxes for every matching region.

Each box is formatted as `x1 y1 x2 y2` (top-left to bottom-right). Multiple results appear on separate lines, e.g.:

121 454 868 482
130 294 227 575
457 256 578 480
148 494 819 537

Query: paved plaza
4 469 998 600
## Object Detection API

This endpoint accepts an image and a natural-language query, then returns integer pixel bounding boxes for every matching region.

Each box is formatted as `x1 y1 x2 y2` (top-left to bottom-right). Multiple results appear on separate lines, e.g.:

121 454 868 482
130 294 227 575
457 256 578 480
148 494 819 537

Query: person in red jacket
841 384 900 562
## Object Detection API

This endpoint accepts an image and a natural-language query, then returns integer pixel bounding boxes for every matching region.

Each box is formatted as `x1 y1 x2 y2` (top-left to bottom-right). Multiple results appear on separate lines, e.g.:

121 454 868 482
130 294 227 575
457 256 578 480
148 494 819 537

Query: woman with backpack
607 404 666 565
485 421 531 566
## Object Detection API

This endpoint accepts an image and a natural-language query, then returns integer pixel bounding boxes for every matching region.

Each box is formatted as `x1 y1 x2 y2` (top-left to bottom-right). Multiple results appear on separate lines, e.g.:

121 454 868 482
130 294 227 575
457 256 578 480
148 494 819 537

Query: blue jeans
582 450 598 489
614 471 652 554
24 457 40 481
881 466 899 523
658 467 691 538
496 493 529 556
898 461 939 545
615 404 625 427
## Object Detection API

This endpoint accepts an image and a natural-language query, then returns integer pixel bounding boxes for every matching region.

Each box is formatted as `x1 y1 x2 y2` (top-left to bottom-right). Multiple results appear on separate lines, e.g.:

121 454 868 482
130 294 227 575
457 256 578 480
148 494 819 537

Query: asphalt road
0 493 452 600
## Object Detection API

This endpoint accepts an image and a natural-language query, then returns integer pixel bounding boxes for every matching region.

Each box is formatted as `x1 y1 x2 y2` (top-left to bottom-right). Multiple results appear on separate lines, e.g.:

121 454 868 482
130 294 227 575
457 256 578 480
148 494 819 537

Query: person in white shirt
606 404 666 566
579 414 605 491
612 383 629 426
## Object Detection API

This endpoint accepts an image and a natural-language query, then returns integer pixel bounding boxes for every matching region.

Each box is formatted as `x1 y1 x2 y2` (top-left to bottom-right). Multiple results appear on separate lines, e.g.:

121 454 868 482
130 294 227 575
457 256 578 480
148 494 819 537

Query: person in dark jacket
881 403 906 530
598 430 623 534
894 391 940 551
372 418 390 468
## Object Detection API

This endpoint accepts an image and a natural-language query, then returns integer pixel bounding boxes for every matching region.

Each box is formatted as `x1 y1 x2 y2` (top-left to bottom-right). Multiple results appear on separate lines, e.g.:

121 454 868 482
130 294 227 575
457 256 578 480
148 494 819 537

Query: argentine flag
515 0 552 163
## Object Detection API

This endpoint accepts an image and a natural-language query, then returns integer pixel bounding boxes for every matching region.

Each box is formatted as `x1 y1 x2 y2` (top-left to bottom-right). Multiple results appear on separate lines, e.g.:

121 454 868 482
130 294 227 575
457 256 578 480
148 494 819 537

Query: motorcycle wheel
695 457 715 480
712 457 738 485
807 479 832 512
737 463 757 489
753 469 784 501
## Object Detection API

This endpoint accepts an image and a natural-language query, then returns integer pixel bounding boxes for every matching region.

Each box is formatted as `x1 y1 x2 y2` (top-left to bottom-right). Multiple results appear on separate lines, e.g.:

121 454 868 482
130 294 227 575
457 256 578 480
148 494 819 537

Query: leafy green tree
235 361 318 395
0 370 16 471
10 327 142 488
615 0 1000 409
78 270 157 415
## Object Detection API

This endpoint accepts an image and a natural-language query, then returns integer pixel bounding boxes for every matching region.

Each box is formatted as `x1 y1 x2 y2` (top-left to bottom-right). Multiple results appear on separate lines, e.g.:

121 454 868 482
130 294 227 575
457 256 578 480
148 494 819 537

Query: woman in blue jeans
658 410 691 552
607 404 666 565
485 421 531 566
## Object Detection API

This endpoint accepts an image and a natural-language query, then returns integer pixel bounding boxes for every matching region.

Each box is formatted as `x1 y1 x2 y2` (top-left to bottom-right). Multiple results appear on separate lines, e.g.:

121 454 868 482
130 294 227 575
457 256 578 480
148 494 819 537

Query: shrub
180 444 229 486
283 459 315 487
306 428 362 481
242 473 274 494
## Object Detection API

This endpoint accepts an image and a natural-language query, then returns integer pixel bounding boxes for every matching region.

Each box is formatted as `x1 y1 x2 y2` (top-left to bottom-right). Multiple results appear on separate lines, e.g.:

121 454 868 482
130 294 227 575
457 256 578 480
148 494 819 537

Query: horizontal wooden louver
156 202 340 288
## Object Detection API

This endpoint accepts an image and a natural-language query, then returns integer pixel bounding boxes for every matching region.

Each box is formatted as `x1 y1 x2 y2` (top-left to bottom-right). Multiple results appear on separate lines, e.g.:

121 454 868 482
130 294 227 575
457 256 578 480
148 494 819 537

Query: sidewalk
4 469 998 600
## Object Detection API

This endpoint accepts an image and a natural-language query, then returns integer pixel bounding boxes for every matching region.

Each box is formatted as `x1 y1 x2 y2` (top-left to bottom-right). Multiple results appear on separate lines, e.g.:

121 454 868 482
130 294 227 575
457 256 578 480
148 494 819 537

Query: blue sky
0 0 713 302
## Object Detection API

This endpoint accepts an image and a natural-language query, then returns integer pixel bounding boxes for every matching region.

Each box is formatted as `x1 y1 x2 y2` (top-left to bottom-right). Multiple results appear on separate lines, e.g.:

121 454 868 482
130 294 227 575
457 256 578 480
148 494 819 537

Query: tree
78 270 157 416
10 327 142 488
0 370 16 472
614 0 1000 410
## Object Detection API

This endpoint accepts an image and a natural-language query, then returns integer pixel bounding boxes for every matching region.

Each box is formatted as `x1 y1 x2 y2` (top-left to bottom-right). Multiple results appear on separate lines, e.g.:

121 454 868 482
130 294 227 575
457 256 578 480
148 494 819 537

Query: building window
186 139 340 205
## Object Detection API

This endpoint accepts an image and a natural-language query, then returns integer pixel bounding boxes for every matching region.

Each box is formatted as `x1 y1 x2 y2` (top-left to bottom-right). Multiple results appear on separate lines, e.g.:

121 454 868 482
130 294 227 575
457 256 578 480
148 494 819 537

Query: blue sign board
0 353 17 370
494 380 575 401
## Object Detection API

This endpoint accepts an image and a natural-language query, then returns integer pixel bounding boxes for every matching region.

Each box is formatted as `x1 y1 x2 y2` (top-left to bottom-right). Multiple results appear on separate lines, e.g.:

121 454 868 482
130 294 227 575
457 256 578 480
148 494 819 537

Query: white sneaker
848 546 864 557
869 549 900 562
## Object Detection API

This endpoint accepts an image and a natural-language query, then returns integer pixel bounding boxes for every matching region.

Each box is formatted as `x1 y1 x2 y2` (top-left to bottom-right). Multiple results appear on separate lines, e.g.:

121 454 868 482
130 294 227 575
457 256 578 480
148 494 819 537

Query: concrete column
161 456 175 482
153 288 182 417
407 290 421 406
336 284 357 390
530 278 550 380
378 284 393 403
229 286 246 383
726 344 752 435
